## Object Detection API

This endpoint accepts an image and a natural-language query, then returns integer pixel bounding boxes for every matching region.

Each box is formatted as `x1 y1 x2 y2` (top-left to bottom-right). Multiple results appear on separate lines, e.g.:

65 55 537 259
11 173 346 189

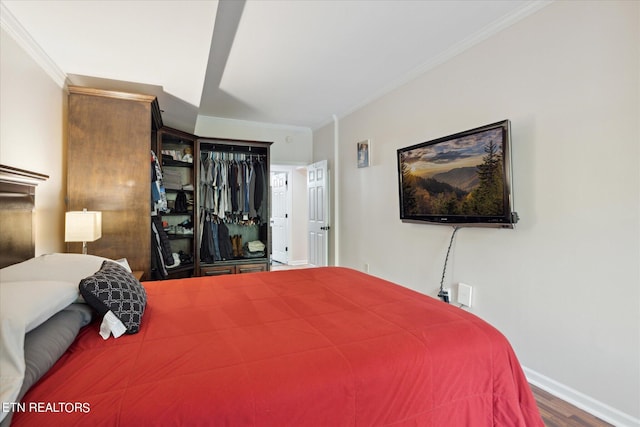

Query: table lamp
65 209 102 254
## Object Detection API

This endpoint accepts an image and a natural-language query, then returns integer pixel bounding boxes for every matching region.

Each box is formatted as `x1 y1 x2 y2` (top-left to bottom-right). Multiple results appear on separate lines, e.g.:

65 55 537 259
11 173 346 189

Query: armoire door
67 86 161 277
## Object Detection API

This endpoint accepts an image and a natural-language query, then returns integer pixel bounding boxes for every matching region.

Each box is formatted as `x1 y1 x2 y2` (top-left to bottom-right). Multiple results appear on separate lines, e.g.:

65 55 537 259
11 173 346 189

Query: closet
151 127 197 279
198 138 272 276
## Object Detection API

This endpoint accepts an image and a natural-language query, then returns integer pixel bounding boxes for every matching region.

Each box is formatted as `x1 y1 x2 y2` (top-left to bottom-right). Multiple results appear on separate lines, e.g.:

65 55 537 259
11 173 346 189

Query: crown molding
1 2 67 88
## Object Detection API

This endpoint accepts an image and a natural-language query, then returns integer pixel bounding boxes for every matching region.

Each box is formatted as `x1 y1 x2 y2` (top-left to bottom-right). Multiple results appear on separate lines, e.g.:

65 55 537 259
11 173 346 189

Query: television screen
397 120 518 228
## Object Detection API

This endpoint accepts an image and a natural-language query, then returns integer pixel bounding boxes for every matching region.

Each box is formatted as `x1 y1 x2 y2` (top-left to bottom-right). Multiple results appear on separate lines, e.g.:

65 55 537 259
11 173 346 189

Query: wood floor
271 264 613 426
531 384 613 426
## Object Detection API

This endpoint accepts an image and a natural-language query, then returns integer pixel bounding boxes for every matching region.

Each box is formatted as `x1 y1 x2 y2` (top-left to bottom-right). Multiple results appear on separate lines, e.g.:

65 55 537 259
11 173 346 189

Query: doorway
270 166 310 266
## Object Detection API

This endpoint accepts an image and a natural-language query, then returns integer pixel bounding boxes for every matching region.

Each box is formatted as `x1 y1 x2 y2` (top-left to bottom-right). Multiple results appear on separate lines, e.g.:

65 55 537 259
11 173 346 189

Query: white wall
314 1 639 423
0 27 66 255
290 166 309 264
195 115 313 166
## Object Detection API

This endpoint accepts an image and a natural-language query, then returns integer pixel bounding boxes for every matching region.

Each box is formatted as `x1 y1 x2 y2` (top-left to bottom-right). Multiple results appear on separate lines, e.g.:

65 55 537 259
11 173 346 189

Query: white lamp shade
65 210 102 242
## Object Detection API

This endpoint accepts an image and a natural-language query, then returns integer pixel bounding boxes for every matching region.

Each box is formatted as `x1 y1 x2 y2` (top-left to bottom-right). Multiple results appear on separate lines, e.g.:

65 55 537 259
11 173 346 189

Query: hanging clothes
151 215 175 279
151 150 168 215
199 151 267 222
198 148 269 266
200 214 214 263
248 160 257 218
230 161 239 212
244 160 251 214
237 160 245 215
218 222 233 260
254 159 265 220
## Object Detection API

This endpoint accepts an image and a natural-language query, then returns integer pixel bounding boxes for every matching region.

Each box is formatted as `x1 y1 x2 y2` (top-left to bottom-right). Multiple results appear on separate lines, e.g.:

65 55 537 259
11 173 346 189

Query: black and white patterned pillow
79 261 147 334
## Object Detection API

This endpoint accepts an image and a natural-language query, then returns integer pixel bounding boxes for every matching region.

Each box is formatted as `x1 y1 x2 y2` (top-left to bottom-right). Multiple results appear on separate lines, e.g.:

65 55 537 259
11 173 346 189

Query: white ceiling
1 0 548 132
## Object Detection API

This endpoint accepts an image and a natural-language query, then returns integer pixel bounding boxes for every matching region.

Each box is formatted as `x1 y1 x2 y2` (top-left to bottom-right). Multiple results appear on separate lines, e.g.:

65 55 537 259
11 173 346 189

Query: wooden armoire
66 86 162 278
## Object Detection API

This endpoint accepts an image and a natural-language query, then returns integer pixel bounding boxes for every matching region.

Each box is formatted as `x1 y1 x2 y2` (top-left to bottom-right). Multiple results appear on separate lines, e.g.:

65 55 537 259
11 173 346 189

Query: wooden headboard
0 164 49 268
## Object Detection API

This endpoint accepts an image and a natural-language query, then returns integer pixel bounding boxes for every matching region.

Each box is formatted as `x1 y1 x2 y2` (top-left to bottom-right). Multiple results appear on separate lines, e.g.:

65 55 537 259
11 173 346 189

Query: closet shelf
162 159 193 168
166 233 194 240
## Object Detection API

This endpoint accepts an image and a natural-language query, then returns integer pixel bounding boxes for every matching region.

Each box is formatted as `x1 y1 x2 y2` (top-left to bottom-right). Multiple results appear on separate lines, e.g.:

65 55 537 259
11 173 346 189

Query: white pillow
0 253 132 284
1 281 80 332
0 280 79 420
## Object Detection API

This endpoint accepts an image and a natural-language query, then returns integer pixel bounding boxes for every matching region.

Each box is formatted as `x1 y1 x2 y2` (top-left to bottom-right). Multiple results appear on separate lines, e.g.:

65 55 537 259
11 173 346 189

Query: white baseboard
287 259 308 266
523 366 640 427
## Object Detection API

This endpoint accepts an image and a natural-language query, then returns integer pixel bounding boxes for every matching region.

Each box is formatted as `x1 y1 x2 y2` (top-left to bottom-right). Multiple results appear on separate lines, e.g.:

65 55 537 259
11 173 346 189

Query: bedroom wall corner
0 27 66 255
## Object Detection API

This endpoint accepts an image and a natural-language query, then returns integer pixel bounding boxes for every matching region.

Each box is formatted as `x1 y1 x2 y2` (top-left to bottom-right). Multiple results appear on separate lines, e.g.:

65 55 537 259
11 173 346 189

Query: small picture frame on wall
357 140 370 168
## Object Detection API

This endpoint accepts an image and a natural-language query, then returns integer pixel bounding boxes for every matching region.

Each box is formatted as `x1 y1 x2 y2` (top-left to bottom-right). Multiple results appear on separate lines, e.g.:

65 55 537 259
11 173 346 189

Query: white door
308 160 329 266
270 171 288 264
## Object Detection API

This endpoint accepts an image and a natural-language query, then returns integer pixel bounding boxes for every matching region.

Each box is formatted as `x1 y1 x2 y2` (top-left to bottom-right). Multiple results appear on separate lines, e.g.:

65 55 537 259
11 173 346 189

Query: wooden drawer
201 265 236 276
200 262 268 276
236 263 268 274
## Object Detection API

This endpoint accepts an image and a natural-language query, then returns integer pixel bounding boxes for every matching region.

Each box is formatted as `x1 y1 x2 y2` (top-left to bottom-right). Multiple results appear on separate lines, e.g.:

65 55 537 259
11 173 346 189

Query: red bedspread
12 267 542 426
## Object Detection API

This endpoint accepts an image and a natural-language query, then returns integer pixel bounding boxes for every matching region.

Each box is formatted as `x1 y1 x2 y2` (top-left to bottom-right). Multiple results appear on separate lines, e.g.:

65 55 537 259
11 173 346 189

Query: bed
0 166 542 426
1 259 543 426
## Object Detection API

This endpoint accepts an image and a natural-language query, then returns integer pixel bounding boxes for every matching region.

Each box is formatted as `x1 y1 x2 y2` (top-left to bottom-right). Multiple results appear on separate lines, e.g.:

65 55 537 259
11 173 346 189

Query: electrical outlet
363 263 369 273
458 283 473 307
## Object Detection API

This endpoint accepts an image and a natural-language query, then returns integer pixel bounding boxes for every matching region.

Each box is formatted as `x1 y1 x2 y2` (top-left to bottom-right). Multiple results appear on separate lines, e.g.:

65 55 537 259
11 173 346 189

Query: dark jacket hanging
218 222 234 260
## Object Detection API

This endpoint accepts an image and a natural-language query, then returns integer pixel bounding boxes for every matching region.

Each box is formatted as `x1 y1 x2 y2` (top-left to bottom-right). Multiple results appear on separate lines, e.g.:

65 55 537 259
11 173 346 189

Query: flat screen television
397 120 518 228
